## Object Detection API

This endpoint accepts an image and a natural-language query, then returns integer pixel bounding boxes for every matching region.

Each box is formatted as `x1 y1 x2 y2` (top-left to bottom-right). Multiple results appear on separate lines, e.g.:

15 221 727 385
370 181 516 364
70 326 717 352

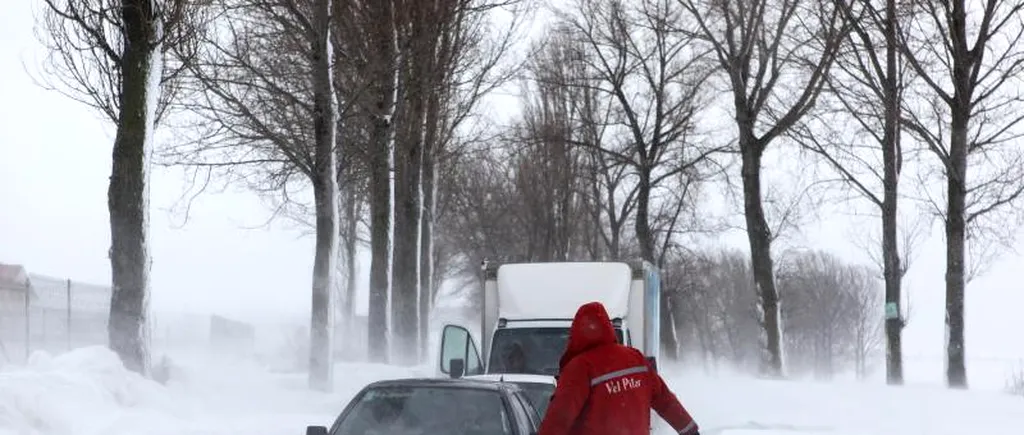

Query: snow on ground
0 347 423 435
663 365 1024 435
2 347 1024 435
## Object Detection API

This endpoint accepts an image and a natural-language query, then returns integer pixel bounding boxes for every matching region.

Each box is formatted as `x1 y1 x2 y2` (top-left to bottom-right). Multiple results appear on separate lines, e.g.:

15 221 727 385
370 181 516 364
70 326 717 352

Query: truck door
438 324 484 378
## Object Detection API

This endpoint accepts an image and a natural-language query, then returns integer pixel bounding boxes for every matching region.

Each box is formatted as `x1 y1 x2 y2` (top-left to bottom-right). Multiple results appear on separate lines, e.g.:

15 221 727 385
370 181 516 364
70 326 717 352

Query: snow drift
0 346 423 435
0 346 179 435
4 345 1024 435
661 365 1024 435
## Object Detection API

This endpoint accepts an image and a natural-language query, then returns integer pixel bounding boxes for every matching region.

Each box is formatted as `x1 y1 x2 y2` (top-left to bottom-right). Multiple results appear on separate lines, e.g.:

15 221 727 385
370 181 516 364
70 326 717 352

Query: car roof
364 377 522 392
464 373 557 385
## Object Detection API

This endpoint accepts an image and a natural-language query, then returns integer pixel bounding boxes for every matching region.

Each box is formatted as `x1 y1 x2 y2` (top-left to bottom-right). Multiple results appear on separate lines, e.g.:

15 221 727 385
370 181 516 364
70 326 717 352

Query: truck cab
437 260 661 379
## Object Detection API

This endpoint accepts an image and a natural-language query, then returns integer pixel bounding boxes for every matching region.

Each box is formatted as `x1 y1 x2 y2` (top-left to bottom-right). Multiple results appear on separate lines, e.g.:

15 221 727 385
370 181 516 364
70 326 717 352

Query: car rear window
333 385 512 435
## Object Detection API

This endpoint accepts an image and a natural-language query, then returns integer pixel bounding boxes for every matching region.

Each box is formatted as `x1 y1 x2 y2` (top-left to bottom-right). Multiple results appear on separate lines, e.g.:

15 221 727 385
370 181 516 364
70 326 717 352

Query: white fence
0 274 109 363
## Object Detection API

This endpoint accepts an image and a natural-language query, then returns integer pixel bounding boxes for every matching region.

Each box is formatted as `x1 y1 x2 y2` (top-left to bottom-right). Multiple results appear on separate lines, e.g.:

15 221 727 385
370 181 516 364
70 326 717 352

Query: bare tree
334 119 369 359
898 0 1024 388
405 0 526 360
776 249 881 380
847 210 925 336
363 0 398 364
535 25 635 261
390 0 429 366
38 0 197 375
307 0 340 391
434 148 532 287
415 0 532 358
678 0 847 376
556 0 721 360
328 7 377 358
670 248 761 372
669 247 882 379
36 0 197 126
849 268 884 380
580 148 636 260
504 34 592 262
169 0 340 389
789 0 916 384
661 251 714 367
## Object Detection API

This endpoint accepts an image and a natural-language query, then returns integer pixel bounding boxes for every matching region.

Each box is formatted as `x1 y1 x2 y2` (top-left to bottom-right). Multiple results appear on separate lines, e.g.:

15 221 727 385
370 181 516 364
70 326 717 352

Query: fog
4 0 1024 433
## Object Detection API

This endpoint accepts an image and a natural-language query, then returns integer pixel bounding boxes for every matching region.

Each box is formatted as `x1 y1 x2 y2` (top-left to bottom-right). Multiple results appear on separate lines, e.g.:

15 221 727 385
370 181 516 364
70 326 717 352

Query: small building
0 263 31 308
209 314 256 358
0 263 32 362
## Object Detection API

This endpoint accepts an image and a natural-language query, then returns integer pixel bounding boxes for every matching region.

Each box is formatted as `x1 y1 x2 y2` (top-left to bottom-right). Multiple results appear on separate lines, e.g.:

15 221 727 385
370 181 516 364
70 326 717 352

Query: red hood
559 302 618 370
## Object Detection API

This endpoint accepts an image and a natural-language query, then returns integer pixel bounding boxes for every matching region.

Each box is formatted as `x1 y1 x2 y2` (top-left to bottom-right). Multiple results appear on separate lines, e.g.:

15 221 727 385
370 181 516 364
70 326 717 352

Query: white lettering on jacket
591 365 648 394
604 376 643 394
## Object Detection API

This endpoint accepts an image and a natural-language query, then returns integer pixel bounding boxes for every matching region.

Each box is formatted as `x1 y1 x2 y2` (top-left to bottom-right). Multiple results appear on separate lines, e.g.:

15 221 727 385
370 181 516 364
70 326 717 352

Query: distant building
0 263 31 308
209 314 256 357
0 263 31 362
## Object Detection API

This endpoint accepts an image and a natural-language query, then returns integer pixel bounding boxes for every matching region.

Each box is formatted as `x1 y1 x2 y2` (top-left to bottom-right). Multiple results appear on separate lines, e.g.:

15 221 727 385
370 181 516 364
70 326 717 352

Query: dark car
306 378 542 435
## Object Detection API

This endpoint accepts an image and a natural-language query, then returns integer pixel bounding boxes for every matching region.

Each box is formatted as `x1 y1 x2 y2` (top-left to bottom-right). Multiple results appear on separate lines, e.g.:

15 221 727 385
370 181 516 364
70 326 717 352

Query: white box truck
437 260 663 379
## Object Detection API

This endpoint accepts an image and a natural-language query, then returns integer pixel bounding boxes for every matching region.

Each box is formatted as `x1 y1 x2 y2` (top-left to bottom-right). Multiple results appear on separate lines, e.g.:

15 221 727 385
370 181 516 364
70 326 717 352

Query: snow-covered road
1 347 1022 435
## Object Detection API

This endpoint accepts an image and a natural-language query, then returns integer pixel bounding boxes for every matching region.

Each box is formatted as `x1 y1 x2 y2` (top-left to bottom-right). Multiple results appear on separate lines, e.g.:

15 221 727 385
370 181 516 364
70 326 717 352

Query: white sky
0 2 329 323
2 0 1024 385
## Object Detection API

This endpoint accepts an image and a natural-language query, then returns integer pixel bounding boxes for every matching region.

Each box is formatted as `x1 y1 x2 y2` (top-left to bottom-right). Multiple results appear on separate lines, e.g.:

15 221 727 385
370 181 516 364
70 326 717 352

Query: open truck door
438 324 484 378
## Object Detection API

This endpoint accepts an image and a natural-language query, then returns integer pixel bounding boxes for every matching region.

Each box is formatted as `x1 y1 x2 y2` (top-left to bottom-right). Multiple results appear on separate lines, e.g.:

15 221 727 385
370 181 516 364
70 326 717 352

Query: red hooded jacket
537 302 699 435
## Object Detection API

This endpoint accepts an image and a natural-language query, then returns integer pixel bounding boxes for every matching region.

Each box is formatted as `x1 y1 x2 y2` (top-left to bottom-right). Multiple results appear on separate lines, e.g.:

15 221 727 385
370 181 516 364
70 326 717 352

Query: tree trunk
392 54 425 366
367 126 392 364
635 171 656 266
418 92 440 361
342 186 359 357
881 0 904 386
945 111 969 388
332 0 360 355
309 177 338 390
740 131 783 378
634 171 678 360
308 0 339 392
107 0 163 376
366 0 397 364
392 119 423 365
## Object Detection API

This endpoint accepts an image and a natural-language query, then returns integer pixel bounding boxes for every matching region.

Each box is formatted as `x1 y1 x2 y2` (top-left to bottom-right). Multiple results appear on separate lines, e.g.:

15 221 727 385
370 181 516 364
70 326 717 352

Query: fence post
67 279 72 351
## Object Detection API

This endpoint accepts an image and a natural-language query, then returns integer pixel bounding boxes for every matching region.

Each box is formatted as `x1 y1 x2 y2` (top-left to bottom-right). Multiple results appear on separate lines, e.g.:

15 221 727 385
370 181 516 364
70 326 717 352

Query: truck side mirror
646 356 658 374
450 358 465 378
306 426 328 435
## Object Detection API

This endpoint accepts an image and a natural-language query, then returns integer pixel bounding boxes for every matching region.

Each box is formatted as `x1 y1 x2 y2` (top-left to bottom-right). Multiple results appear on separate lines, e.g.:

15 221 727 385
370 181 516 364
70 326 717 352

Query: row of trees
444 0 1024 388
37 0 524 391
36 0 1024 391
440 0 1024 386
432 0 1024 387
671 249 883 380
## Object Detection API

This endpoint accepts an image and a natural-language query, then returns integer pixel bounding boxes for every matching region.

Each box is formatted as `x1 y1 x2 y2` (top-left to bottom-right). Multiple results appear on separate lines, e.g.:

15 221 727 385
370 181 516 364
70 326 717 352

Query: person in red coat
537 301 700 435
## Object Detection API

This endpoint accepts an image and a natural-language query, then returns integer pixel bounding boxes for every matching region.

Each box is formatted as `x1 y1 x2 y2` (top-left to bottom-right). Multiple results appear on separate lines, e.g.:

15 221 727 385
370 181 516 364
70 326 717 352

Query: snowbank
661 366 1024 435
0 346 422 435
5 346 1024 435
0 346 180 435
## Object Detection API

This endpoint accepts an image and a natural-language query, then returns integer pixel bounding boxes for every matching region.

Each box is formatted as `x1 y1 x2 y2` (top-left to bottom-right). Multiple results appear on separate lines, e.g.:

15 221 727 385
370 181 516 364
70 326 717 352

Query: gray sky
2 0 1024 385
